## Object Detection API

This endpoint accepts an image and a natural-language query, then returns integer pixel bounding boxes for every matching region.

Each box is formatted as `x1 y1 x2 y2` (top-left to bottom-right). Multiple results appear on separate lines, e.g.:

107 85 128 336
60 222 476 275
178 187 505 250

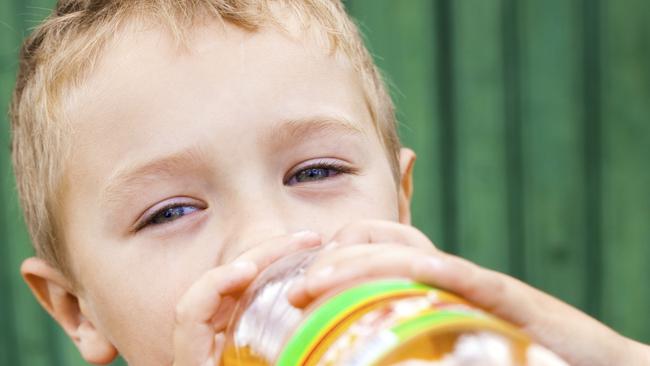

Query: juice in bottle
222 249 567 366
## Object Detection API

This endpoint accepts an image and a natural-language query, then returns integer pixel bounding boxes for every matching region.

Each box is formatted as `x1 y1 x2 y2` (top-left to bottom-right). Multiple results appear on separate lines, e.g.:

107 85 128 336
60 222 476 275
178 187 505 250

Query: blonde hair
10 0 400 278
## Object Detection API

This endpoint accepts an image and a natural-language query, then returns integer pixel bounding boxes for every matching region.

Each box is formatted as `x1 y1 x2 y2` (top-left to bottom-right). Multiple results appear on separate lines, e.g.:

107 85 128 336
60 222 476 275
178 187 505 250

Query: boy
9 0 649 365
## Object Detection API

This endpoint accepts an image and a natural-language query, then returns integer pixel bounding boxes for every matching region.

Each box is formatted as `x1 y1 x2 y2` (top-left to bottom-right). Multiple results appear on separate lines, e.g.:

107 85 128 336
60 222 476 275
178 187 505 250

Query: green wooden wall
1 0 648 364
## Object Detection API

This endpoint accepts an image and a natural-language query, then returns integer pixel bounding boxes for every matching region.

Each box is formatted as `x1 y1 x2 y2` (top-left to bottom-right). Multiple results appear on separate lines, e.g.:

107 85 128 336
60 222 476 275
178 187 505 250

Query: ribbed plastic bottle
221 248 567 366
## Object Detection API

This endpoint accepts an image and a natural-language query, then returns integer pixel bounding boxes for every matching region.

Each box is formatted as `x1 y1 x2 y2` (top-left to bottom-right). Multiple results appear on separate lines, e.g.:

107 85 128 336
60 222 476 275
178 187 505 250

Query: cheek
306 175 400 239
77 242 213 365
84 267 177 364
353 161 401 220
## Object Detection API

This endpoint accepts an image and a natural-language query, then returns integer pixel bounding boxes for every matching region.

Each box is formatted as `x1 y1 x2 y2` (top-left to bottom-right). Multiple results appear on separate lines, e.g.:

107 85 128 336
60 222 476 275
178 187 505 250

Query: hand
287 219 439 307
287 220 650 366
171 231 321 366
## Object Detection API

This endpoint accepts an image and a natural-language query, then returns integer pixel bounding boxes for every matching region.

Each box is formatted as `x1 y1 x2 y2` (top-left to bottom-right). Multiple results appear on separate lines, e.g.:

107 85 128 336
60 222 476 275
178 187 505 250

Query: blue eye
137 204 200 231
294 167 337 182
286 162 355 185
151 205 197 224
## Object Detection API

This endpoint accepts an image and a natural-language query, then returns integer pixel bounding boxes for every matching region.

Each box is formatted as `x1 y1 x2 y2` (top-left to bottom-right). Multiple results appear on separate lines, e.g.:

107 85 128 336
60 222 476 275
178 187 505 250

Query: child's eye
135 202 203 231
285 161 356 186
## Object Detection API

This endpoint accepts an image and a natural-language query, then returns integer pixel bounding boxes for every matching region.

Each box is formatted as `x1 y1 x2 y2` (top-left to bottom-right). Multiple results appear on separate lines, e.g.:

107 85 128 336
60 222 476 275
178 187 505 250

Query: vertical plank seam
435 0 458 254
502 0 525 280
582 0 603 320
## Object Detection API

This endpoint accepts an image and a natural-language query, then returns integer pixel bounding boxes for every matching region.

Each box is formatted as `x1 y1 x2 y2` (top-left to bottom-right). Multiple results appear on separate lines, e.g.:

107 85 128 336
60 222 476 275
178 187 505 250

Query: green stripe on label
390 310 475 342
276 279 430 366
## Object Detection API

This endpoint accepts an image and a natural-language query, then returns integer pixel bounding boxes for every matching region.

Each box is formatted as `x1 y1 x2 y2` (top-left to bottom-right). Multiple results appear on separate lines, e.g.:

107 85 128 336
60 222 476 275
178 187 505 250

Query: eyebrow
101 116 365 207
263 116 366 146
101 147 211 208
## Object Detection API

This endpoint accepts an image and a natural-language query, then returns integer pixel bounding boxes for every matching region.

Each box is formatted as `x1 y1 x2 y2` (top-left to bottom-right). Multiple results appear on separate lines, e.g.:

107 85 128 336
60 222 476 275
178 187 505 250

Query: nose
218 191 300 264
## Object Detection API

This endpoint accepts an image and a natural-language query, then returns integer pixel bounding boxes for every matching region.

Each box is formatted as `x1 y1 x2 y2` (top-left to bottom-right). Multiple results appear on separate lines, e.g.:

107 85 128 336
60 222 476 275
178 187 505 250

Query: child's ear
397 147 416 225
21 257 117 365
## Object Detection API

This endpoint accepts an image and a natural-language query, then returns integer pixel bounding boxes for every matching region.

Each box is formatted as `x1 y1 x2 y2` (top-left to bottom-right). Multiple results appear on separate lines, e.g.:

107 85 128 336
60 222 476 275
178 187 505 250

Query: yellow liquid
222 330 529 366
222 345 270 366
376 330 529 365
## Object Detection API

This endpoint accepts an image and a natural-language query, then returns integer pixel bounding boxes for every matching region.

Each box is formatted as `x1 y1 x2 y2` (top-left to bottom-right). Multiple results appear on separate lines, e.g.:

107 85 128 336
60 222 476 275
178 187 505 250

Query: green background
1 0 649 364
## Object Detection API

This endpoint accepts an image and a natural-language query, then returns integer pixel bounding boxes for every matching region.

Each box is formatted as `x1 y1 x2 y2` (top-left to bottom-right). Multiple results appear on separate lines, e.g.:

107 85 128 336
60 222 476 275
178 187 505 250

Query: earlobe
397 148 416 225
21 257 117 364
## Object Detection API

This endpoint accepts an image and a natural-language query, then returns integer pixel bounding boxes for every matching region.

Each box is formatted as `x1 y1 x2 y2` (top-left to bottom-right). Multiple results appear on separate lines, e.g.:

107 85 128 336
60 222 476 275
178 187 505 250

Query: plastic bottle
221 248 567 366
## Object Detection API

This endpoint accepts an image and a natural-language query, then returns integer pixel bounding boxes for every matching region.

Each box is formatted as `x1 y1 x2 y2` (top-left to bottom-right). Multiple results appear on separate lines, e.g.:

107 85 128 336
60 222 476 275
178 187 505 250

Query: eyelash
134 201 204 232
135 161 356 231
284 161 357 185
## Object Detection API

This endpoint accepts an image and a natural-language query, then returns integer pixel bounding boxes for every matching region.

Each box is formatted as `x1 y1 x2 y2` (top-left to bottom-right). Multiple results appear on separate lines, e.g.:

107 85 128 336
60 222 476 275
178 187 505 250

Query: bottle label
276 279 530 366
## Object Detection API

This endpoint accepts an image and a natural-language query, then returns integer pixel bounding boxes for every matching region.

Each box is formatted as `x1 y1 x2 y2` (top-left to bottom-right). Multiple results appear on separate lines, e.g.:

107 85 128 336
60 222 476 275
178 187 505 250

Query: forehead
71 19 371 127
76 17 362 94
64 19 376 183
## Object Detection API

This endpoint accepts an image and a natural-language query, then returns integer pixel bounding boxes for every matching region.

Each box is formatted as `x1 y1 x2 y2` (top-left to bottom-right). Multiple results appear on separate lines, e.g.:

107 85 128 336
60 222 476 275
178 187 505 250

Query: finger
233 230 322 270
331 219 437 250
176 261 257 326
173 261 257 365
633 342 650 365
409 255 527 321
287 243 427 307
289 246 627 366
411 254 627 366
212 333 226 365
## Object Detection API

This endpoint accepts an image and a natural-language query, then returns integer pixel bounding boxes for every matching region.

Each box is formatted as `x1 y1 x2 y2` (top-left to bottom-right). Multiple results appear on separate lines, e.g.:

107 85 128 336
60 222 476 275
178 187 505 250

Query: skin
19 19 649 366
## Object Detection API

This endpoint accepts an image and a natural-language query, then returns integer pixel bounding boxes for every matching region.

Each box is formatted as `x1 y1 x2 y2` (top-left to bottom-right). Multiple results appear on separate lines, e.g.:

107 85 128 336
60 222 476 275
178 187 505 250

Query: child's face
54 22 412 364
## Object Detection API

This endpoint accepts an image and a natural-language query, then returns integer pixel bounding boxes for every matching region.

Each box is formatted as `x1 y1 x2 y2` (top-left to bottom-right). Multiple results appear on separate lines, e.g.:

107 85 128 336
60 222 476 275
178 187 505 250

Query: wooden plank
0 0 20 72
518 0 589 310
599 0 650 343
345 0 445 249
0 2 22 365
451 0 511 273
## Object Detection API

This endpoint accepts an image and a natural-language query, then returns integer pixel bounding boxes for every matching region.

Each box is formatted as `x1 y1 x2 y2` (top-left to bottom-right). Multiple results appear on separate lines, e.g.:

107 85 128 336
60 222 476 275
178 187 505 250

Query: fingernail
292 274 306 285
230 260 257 273
292 230 319 240
323 241 339 250
289 276 306 293
313 266 335 280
